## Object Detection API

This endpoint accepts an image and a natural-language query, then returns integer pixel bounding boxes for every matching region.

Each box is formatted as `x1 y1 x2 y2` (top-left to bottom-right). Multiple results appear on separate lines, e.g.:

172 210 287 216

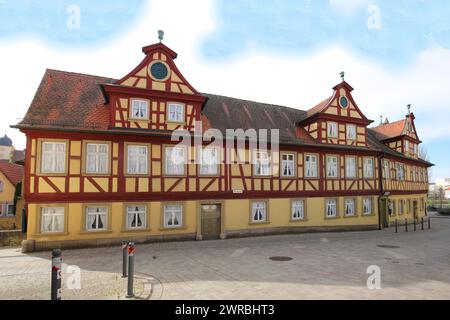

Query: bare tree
419 145 432 183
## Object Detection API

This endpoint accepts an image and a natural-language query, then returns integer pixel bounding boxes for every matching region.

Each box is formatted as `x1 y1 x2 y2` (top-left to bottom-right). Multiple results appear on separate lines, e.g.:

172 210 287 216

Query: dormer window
327 122 338 138
167 103 185 123
130 99 149 120
405 140 409 154
346 124 356 140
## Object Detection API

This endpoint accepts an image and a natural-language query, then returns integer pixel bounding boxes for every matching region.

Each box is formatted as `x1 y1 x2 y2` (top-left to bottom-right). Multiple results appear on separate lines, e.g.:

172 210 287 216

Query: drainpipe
377 153 385 230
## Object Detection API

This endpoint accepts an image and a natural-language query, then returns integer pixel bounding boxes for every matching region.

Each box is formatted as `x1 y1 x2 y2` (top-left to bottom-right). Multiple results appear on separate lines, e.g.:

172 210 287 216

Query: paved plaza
1 212 449 300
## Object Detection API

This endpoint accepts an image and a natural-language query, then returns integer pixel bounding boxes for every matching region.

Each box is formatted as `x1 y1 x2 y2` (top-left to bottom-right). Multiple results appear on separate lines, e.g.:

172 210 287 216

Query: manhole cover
377 245 400 249
269 256 293 261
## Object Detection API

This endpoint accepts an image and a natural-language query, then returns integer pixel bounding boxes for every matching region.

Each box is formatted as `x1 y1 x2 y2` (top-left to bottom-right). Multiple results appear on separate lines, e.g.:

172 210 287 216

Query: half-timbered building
13 40 432 251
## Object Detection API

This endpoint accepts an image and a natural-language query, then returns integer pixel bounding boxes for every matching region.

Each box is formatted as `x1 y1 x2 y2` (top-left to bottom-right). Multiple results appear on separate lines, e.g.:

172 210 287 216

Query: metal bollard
405 219 408 232
428 217 431 230
414 219 417 232
126 242 136 298
122 241 128 278
51 249 62 300
395 219 398 233
421 217 424 230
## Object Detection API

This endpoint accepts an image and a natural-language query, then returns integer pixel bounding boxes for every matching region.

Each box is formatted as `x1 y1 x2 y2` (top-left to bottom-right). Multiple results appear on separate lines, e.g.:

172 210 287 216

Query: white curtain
292 201 304 220
166 148 184 175
164 205 182 227
252 202 266 222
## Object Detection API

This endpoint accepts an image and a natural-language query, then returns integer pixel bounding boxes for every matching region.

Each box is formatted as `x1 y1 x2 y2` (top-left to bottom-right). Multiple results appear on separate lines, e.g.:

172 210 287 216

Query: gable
116 43 198 95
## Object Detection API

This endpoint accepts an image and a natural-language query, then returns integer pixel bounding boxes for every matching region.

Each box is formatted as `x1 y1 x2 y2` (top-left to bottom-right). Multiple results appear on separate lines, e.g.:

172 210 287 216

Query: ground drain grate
377 245 400 249
269 256 293 262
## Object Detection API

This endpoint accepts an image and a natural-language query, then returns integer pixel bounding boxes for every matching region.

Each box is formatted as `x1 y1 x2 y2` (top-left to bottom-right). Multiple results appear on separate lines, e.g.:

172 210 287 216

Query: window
0 181 3 192
363 158 374 178
412 167 416 182
0 203 14 217
127 145 149 175
291 200 305 221
344 199 356 217
399 199 406 215
281 153 295 177
167 103 184 123
86 206 108 231
254 150 271 176
345 156 357 179
326 156 338 178
165 147 185 176
396 163 405 181
392 201 397 215
86 143 109 174
199 147 219 176
163 204 183 228
384 160 390 180
325 199 338 218
363 198 373 216
41 142 66 173
126 205 147 230
41 207 65 233
407 199 412 214
346 124 356 140
305 154 318 178
413 144 418 156
327 122 338 138
405 140 409 154
130 99 149 120
251 201 267 223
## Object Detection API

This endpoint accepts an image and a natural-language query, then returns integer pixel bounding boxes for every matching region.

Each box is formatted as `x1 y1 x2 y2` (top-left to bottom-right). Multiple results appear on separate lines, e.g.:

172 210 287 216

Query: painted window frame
166 102 185 124
129 99 150 120
280 152 296 178
125 204 148 230
163 145 187 177
345 156 357 179
291 199 307 222
344 198 357 217
249 200 269 224
83 141 111 175
40 207 65 234
384 160 390 180
37 205 68 235
362 197 374 216
39 140 68 175
363 157 374 179
162 203 185 229
346 124 356 141
198 146 220 177
304 154 319 179
325 198 339 219
84 205 110 232
326 155 339 179
327 122 338 138
253 150 272 177
125 143 150 176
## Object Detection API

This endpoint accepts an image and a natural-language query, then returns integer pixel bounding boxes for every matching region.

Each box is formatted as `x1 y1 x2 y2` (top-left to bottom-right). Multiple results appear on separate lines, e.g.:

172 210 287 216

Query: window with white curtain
199 147 219 176
251 201 267 223
127 145 148 175
164 205 183 228
363 158 374 178
254 150 271 176
384 160 390 180
305 154 318 178
86 143 109 174
281 153 295 177
396 163 405 181
327 122 338 138
165 147 185 175
327 156 338 178
346 124 356 140
131 99 149 120
326 199 337 218
86 206 108 231
345 199 356 216
404 140 409 154
167 103 184 122
126 205 147 229
291 200 305 221
345 156 357 179
41 207 65 233
363 198 372 215
41 142 66 173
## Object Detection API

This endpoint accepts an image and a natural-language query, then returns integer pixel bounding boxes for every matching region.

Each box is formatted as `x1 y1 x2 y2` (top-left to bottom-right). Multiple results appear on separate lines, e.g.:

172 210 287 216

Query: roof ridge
46 69 117 81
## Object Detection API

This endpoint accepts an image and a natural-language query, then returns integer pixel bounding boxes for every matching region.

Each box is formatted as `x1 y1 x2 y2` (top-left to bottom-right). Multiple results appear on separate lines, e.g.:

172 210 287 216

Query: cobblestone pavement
1 212 449 300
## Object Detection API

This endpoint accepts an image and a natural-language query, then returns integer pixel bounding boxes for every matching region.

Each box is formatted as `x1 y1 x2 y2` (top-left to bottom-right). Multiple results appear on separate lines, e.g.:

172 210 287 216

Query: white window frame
281 153 295 178
0 203 14 217
167 103 185 123
325 199 338 218
291 200 305 221
86 143 109 174
126 205 147 230
199 147 219 176
363 198 373 216
164 146 186 176
130 99 149 120
344 198 356 217
41 141 66 174
346 124 356 140
305 154 318 178
327 122 338 138
86 206 108 231
384 160 390 180
127 145 149 175
253 150 271 177
396 163 405 181
404 140 409 154
326 155 338 178
163 204 183 228
40 207 65 233
363 157 374 179
251 201 267 223
345 156 357 179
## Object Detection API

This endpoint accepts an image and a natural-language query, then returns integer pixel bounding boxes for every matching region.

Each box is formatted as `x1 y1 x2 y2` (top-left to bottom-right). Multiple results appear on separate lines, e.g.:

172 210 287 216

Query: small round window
149 61 169 81
339 96 349 108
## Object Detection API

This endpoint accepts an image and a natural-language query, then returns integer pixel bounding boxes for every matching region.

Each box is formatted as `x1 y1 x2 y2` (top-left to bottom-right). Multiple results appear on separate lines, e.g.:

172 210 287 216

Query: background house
0 160 24 230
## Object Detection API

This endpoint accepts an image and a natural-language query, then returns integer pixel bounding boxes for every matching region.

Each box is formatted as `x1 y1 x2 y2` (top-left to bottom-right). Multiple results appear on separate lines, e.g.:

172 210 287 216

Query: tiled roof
370 119 406 141
0 161 23 185
306 96 333 118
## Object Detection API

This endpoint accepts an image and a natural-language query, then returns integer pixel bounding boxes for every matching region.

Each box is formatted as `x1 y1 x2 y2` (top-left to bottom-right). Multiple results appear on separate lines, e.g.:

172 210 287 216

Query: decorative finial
340 71 345 82
407 104 411 115
158 30 164 43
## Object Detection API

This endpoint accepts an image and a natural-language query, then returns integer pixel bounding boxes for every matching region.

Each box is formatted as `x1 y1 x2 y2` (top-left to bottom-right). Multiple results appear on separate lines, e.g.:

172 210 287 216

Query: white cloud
1 0 449 151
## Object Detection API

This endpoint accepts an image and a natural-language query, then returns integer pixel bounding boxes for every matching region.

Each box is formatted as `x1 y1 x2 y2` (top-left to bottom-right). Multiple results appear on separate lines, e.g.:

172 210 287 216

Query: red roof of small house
0 161 23 186
306 96 333 118
371 119 406 141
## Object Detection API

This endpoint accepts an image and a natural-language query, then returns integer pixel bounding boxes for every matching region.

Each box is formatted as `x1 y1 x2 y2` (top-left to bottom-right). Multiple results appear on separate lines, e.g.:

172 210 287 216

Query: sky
0 0 449 181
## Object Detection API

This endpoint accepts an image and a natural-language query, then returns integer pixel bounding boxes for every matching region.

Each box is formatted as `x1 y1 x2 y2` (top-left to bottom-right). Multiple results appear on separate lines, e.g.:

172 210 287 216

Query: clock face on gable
148 61 170 81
